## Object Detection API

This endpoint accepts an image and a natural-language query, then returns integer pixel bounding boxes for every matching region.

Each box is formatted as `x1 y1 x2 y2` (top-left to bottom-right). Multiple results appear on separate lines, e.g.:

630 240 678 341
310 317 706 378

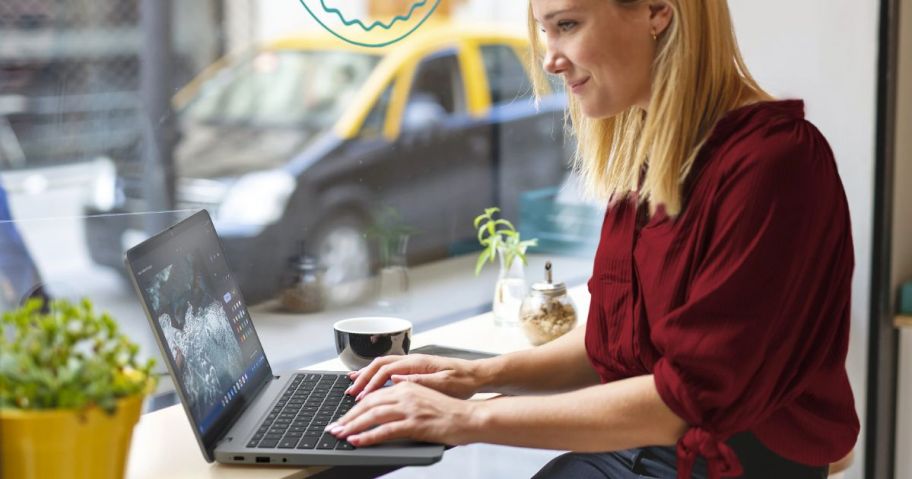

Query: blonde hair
528 0 771 215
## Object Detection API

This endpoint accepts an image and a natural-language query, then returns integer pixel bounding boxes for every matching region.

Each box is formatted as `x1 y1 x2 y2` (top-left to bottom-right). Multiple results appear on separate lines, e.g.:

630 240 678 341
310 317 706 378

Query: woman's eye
557 21 577 32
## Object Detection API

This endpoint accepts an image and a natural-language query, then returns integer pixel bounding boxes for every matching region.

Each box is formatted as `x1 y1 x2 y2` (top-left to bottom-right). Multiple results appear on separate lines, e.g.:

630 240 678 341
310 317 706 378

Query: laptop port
255 457 270 463
233 456 244 461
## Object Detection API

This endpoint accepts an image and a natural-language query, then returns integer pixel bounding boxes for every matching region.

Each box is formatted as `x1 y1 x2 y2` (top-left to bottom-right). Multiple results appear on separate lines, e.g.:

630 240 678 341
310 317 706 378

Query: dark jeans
532 432 828 479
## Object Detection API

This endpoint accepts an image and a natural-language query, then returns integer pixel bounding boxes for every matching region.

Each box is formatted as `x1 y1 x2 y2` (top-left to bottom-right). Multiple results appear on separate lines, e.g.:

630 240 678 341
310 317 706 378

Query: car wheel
313 213 372 306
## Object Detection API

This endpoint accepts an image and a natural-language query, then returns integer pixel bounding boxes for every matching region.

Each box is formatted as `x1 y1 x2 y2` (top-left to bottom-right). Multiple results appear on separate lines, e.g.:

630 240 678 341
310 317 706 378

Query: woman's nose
543 49 569 76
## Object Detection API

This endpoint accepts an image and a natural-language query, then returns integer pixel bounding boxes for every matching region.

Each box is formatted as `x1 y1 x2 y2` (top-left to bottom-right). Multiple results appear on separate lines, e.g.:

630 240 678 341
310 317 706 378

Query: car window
184 50 380 129
360 84 393 138
407 52 466 116
479 44 533 105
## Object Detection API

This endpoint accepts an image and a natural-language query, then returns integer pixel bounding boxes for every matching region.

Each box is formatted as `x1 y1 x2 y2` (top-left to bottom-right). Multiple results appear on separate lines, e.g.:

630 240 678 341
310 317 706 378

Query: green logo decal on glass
299 0 442 47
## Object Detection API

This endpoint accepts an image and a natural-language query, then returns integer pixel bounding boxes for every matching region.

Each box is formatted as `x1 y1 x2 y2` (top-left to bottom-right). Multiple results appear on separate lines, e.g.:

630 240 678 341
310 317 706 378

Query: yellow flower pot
1 394 144 479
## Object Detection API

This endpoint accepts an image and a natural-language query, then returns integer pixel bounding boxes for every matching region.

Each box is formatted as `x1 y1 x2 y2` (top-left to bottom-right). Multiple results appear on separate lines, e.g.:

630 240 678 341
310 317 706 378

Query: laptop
125 210 445 466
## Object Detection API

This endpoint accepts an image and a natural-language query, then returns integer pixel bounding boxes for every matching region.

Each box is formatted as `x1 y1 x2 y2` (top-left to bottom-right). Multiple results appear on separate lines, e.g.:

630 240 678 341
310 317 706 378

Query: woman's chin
579 101 625 120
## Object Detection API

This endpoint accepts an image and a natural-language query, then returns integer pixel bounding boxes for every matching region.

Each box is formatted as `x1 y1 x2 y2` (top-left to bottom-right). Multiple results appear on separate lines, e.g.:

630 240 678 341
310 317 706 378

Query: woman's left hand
324 381 479 447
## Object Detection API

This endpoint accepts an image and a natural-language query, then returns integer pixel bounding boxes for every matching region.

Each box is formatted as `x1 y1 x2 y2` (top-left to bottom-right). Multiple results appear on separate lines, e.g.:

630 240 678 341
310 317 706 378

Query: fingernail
356 391 365 401
344 386 352 395
330 425 344 435
324 422 337 432
348 435 361 445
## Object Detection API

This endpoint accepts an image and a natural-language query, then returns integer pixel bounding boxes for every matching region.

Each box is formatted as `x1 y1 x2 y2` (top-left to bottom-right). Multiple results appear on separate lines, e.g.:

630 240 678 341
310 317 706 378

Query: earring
652 29 658 41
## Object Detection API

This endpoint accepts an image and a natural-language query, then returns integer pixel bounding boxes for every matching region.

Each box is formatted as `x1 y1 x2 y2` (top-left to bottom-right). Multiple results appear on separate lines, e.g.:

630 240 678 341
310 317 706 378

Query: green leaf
494 219 515 232
504 250 516 270
519 239 538 255
474 247 492 276
473 213 486 229
477 224 490 245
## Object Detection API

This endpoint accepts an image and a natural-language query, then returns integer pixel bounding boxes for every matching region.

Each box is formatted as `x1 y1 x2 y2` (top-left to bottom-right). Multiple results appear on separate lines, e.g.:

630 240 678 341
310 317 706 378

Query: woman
324 1 860 477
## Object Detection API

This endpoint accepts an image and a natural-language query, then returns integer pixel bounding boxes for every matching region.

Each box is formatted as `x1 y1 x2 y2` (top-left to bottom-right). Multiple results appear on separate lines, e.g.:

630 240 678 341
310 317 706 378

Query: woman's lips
569 77 590 93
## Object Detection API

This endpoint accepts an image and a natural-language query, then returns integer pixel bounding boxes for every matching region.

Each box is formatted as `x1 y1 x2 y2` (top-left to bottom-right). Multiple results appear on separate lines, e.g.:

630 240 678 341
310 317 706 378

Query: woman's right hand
345 354 485 401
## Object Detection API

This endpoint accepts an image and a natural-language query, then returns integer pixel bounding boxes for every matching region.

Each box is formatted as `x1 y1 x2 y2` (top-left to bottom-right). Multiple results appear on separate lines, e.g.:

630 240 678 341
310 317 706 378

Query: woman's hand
327 381 479 447
345 354 484 400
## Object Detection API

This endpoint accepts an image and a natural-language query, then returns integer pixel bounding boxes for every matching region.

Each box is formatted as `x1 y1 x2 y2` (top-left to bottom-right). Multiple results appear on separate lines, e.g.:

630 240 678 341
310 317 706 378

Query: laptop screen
127 211 271 438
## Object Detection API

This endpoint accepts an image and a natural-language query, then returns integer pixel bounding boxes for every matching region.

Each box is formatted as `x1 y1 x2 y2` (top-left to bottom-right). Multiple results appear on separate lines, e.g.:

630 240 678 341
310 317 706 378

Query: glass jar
280 252 326 314
519 262 576 345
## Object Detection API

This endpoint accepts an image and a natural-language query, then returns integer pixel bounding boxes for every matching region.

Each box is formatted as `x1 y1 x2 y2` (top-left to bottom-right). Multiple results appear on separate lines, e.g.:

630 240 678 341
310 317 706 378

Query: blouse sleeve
650 121 854 479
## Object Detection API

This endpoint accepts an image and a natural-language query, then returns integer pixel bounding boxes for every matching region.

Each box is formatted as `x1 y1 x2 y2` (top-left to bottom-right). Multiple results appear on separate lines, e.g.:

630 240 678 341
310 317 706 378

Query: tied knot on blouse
676 428 743 479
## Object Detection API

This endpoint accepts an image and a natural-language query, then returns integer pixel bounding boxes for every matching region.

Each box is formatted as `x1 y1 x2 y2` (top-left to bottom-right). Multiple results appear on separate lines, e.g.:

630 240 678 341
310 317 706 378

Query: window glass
480 44 533 104
184 50 380 129
0 2 598 414
407 53 466 115
360 84 393 138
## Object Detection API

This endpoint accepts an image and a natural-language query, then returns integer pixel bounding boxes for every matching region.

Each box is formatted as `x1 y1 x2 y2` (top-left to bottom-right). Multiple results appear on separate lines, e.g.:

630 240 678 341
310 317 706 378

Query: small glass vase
492 250 528 327
377 233 410 312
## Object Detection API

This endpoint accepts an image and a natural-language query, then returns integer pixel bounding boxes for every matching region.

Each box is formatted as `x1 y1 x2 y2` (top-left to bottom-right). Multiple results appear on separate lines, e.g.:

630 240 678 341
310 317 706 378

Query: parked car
84 24 571 305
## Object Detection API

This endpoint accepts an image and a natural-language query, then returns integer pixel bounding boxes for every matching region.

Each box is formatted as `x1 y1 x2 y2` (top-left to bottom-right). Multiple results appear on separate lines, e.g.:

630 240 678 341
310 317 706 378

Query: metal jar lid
532 261 567 297
531 280 567 297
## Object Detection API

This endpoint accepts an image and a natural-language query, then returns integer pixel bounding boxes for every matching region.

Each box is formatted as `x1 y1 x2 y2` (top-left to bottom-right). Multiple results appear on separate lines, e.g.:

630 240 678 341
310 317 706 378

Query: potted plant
0 298 156 479
368 207 419 309
474 207 538 326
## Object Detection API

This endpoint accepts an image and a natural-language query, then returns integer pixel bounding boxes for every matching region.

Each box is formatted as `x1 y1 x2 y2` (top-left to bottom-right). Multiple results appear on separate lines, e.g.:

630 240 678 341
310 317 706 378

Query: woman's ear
648 1 673 36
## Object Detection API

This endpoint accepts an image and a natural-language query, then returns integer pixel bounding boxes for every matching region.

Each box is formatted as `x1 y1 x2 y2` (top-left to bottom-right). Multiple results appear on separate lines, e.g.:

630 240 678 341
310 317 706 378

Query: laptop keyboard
247 373 357 451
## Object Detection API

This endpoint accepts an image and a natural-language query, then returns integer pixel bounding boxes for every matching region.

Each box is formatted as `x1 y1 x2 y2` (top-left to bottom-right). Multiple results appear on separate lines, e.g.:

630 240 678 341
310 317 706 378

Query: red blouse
584 100 859 479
